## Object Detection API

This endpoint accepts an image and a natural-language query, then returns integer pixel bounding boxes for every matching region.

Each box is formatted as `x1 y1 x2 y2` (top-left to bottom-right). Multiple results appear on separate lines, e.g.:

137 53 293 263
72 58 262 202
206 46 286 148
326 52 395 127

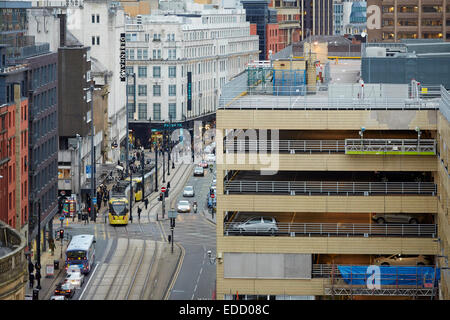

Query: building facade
65 0 127 164
367 0 450 42
215 65 450 299
124 3 259 127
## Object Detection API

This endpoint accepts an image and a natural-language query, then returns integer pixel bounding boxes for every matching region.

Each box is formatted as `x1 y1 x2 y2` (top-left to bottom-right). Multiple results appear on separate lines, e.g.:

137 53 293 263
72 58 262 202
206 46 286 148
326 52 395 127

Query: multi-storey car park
214 60 450 300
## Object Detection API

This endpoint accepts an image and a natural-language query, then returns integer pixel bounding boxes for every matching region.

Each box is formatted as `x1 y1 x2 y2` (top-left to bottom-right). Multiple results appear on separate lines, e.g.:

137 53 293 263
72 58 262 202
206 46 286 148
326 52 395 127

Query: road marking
79 263 99 300
164 243 185 300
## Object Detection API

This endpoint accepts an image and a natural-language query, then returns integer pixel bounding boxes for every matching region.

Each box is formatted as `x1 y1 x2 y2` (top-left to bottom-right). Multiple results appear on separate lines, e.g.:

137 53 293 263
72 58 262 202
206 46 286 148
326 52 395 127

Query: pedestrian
167 181 171 189
49 238 55 256
138 207 142 221
35 269 41 288
144 198 148 210
29 272 34 289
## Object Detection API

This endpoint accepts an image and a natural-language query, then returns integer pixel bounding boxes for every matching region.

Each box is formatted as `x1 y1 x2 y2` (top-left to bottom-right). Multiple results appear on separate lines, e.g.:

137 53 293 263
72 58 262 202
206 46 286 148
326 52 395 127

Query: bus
65 234 96 274
109 180 132 225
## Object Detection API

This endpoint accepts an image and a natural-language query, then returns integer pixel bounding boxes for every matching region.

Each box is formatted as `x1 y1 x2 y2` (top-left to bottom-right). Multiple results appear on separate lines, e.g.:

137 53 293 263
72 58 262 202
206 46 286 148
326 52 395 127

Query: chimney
58 14 67 47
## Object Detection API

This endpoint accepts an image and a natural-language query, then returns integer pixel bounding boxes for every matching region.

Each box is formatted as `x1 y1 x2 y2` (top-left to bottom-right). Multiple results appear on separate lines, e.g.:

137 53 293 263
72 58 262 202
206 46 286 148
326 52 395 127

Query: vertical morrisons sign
120 33 126 81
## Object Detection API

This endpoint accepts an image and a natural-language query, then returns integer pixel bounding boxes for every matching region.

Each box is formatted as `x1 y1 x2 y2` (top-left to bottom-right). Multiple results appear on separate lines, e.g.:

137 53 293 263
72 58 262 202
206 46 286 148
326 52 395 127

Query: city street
34 147 217 301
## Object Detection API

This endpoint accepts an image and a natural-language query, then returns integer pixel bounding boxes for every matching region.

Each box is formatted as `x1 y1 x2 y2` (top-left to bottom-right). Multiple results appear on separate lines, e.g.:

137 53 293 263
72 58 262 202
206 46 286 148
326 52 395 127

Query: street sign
93 197 97 205
161 187 166 193
211 194 215 199
46 264 54 278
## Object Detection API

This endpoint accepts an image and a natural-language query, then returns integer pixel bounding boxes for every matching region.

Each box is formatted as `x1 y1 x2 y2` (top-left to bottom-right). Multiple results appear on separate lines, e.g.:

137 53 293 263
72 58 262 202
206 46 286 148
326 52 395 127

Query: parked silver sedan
232 216 278 233
372 213 423 224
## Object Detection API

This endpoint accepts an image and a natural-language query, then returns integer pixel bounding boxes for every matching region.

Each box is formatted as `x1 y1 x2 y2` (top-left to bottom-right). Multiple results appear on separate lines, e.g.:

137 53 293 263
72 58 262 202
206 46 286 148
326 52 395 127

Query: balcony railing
223 222 437 238
224 139 345 153
224 181 437 196
345 139 436 155
223 139 437 155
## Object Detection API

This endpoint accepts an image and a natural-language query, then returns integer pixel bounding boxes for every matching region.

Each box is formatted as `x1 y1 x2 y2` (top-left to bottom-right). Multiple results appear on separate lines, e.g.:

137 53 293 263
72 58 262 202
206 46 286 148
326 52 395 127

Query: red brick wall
250 23 257 36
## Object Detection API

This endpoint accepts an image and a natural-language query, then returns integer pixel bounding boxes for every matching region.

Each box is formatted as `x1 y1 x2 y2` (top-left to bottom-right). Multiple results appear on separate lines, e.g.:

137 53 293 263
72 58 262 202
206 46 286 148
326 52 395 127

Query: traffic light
59 229 64 239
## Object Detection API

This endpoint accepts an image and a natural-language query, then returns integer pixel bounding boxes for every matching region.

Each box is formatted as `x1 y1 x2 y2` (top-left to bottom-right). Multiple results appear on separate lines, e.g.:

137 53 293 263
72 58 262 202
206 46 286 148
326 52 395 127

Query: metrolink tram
124 170 154 202
109 168 156 225
109 181 132 225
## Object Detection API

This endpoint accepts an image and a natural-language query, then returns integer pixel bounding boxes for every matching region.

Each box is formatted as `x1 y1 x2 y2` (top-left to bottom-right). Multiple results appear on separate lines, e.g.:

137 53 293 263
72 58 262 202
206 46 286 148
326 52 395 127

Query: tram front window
111 202 127 216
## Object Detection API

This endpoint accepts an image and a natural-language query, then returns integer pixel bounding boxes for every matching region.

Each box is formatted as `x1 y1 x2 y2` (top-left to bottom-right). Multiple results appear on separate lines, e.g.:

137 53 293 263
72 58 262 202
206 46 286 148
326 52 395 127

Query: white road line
79 263 99 300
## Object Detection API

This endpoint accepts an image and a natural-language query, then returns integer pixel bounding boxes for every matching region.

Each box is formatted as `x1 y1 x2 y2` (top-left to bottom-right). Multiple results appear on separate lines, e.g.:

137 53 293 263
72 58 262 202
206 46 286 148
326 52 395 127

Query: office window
138 103 147 120
126 66 134 75
137 49 142 60
96 14 100 23
153 66 161 78
153 103 161 120
168 103 176 120
92 14 95 23
127 85 135 95
92 36 95 45
96 37 100 45
168 66 176 78
143 49 148 60
153 84 161 96
138 66 147 78
138 85 147 96
168 85 176 96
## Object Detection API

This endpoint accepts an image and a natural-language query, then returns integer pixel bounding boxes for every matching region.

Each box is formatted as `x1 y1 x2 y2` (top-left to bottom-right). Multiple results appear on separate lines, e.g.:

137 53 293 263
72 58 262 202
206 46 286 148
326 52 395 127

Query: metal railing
223 139 436 155
223 222 437 238
345 139 436 155
224 181 437 196
224 140 345 153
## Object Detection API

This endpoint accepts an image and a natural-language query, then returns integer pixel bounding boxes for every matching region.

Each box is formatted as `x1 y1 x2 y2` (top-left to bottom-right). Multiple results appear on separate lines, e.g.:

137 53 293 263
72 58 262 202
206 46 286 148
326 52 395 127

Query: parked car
54 282 75 299
177 200 191 213
232 216 278 233
194 166 204 177
374 254 431 266
199 160 208 168
183 185 195 197
372 213 423 224
65 270 85 289
50 295 66 300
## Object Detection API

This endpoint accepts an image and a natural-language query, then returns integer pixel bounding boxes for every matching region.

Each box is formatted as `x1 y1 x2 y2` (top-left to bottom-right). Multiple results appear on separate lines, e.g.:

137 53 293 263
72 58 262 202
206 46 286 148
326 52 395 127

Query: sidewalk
25 221 68 300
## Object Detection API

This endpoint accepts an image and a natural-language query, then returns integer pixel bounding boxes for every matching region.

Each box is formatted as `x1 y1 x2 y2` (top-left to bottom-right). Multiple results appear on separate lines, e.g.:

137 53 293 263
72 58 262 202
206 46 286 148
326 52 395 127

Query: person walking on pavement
144 198 148 210
28 261 34 288
138 207 142 221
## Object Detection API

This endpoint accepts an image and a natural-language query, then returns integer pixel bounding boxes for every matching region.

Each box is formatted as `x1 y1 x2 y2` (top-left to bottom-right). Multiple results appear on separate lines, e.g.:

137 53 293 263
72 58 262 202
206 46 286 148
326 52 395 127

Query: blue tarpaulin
337 266 440 286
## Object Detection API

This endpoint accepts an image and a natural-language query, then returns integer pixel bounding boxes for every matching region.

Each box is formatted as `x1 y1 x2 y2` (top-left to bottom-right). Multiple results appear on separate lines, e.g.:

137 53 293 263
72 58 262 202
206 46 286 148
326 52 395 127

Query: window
168 66 176 78
153 84 161 96
168 103 176 120
92 36 95 45
96 36 100 45
96 14 100 23
92 14 95 23
127 85 135 95
153 66 161 78
168 85 176 96
153 103 161 120
138 85 147 96
138 66 147 78
138 103 147 120
126 66 134 75
143 49 148 60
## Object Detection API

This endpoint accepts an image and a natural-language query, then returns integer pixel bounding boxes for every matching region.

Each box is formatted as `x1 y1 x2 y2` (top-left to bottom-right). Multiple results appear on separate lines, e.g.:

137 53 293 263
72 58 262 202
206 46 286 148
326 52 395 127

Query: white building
125 1 259 122
333 0 366 36
65 0 127 164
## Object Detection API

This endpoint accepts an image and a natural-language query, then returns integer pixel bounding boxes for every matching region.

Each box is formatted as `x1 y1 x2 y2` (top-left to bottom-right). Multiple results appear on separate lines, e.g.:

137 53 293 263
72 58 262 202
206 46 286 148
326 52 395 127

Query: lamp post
36 201 41 290
359 127 365 152
76 133 81 221
416 127 421 154
89 82 96 223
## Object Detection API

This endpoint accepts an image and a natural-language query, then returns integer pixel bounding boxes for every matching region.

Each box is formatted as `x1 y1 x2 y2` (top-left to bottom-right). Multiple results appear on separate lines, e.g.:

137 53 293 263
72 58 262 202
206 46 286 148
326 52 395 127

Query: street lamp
359 127 365 152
